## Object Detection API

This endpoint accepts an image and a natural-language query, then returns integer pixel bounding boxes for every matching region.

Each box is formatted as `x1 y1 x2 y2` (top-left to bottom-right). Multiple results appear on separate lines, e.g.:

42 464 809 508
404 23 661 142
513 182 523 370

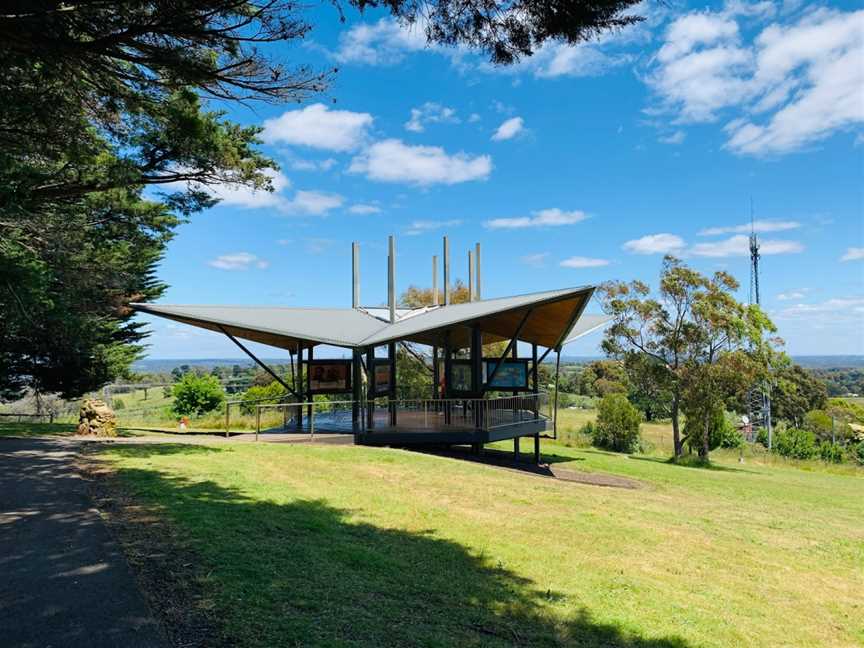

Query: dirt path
0 437 168 647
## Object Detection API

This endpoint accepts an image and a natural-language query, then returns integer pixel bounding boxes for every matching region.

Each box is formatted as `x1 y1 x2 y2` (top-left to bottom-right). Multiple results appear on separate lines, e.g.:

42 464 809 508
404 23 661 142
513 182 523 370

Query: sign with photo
448 360 473 394
308 360 352 394
483 359 529 390
374 360 392 395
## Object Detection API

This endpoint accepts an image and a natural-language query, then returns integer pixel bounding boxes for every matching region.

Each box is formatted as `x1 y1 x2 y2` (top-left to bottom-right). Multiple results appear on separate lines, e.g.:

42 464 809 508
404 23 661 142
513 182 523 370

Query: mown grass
0 421 78 437
93 436 864 648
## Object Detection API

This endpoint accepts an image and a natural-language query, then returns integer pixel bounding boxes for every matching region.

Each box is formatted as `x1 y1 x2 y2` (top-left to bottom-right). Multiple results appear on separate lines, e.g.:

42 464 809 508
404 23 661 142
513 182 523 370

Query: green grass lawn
94 437 864 648
0 421 78 437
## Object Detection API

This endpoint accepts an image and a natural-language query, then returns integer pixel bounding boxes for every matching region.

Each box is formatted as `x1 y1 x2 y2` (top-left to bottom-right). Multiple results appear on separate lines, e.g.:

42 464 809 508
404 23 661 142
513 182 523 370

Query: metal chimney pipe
432 255 438 306
352 241 360 309
388 235 396 323
475 242 481 300
443 236 450 306
468 250 474 302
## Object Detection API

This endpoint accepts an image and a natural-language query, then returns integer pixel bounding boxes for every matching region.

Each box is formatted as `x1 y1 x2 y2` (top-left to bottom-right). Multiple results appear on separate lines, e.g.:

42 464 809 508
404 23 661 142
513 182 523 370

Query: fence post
225 402 230 438
255 406 260 442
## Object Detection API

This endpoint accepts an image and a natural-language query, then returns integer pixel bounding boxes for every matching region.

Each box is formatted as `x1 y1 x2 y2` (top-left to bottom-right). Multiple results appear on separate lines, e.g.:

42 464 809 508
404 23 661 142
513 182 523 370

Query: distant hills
133 355 864 373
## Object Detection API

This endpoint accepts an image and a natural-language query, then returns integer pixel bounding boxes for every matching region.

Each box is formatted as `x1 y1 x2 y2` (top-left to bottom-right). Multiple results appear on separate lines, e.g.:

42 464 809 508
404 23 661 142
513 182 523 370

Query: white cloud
348 139 491 185
560 256 610 268
647 7 864 155
262 103 373 152
330 14 640 79
659 130 686 144
332 17 431 65
208 252 270 271
405 219 462 235
690 234 804 257
774 296 864 322
468 113 482 123
348 204 382 215
777 289 808 300
841 247 864 261
204 168 291 209
531 41 634 78
520 253 550 268
285 190 344 215
181 169 341 216
491 117 525 141
699 219 801 235
288 157 337 172
405 103 459 132
623 233 686 254
484 208 587 230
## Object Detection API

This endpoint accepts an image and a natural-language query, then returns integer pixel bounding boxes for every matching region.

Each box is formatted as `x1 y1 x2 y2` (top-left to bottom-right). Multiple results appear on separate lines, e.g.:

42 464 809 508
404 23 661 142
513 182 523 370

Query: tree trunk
700 411 710 460
671 392 682 458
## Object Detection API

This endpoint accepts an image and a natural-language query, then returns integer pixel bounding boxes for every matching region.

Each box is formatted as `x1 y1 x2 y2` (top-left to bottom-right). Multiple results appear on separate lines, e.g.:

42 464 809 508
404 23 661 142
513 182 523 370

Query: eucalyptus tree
601 256 779 459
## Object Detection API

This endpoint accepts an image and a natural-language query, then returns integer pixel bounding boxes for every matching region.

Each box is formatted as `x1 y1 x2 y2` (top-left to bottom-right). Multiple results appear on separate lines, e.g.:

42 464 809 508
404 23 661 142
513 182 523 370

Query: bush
851 442 864 466
592 393 642 453
774 428 818 460
172 373 225 416
819 442 844 464
755 427 769 448
112 397 125 410
714 412 744 449
803 410 833 440
239 381 288 415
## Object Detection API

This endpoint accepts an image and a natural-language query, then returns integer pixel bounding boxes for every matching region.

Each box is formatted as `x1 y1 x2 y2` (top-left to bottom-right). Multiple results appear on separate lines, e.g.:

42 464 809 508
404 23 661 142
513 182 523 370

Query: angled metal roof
361 286 593 347
561 314 612 346
132 304 388 349
131 285 596 351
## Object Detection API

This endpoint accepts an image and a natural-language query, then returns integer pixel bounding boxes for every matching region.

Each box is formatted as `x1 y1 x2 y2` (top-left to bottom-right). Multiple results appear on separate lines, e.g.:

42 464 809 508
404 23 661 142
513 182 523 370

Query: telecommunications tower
747 201 772 448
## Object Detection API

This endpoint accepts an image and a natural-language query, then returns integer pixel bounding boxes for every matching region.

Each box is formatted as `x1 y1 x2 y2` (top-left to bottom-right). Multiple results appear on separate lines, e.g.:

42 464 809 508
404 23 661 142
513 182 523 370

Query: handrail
250 392 550 438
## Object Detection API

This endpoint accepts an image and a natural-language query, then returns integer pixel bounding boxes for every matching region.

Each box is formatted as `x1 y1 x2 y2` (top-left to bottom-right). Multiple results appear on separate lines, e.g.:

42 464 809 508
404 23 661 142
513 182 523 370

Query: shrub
714 412 744 449
172 373 225 416
592 393 641 453
112 397 125 410
852 442 864 466
819 442 844 464
803 410 833 440
755 427 769 447
239 381 288 415
774 428 818 460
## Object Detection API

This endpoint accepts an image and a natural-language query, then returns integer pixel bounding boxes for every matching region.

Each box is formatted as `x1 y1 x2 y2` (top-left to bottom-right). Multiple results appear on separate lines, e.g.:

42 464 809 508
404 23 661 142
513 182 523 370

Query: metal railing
481 393 550 430
250 392 550 440
253 399 357 441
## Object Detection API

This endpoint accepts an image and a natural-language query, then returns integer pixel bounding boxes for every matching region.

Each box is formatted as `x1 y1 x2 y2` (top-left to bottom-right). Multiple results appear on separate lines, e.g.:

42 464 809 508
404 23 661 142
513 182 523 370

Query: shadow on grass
627 454 760 474
100 444 691 648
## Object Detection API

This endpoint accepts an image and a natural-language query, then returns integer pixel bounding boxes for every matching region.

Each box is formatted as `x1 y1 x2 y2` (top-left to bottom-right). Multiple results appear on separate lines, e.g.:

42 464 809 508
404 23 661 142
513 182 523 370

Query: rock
77 399 117 437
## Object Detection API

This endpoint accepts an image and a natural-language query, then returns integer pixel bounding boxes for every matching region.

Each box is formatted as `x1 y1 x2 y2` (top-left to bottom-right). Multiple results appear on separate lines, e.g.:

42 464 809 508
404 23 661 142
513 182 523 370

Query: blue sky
141 0 864 359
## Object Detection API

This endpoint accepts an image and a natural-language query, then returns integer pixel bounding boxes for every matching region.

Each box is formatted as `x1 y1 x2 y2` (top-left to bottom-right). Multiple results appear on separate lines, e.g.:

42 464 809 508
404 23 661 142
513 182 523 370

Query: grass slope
96 440 864 648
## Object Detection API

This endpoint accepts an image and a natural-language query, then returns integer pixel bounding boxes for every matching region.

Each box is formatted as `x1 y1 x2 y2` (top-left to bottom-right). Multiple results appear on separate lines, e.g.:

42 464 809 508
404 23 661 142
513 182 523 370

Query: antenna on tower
745 197 772 450
749 197 761 306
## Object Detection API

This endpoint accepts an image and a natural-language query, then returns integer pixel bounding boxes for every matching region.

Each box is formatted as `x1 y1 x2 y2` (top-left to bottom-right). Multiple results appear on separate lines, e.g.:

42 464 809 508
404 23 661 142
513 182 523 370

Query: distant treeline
809 368 864 397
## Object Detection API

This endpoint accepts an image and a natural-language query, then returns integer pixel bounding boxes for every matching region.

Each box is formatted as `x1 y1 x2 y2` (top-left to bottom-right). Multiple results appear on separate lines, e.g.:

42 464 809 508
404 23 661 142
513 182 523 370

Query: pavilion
133 237 609 460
